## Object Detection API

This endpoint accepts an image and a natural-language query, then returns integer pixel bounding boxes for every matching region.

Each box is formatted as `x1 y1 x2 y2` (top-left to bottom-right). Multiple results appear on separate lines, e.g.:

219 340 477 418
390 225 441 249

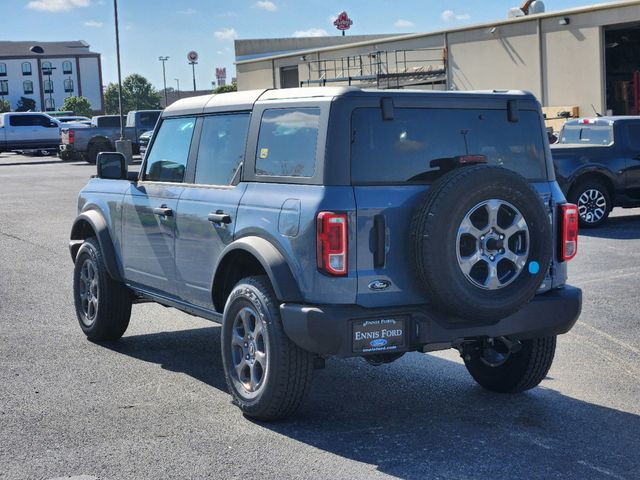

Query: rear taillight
559 203 578 261
68 129 75 144
316 212 347 276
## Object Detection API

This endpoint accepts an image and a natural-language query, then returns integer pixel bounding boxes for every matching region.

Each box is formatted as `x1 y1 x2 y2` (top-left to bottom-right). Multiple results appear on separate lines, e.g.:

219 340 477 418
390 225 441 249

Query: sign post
333 11 353 36
187 50 198 91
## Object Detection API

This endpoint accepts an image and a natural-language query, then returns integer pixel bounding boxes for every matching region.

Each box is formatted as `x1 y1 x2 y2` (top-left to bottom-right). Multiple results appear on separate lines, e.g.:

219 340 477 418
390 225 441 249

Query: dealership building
235 0 640 122
0 40 103 113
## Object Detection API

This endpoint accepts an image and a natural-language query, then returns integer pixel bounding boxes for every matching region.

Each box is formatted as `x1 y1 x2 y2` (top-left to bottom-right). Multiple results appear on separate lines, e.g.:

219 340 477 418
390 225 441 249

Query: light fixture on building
489 27 498 35
300 55 307 62
559 17 570 26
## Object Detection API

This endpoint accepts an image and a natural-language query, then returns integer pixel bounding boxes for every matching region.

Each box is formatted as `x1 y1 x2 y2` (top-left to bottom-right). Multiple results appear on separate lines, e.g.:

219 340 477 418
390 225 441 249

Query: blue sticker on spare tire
370 338 388 348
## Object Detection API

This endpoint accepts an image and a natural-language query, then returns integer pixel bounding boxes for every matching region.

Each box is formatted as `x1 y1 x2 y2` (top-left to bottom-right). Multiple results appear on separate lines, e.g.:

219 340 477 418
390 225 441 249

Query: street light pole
174 78 180 99
113 0 124 141
189 61 197 91
158 56 169 106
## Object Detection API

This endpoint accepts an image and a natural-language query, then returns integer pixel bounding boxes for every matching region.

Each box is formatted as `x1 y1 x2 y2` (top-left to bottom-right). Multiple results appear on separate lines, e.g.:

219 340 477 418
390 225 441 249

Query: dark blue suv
70 87 582 420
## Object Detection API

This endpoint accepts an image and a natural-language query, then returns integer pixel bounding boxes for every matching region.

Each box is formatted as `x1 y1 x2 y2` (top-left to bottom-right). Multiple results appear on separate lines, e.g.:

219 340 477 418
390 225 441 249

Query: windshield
558 125 613 146
351 107 548 184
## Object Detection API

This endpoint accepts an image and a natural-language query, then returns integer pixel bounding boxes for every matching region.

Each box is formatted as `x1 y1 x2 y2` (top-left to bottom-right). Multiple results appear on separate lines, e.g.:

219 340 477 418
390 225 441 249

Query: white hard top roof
162 87 359 117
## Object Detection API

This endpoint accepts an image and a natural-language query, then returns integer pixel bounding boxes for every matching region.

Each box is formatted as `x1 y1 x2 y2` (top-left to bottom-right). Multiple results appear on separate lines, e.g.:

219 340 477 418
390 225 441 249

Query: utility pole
158 56 169 106
174 78 180 99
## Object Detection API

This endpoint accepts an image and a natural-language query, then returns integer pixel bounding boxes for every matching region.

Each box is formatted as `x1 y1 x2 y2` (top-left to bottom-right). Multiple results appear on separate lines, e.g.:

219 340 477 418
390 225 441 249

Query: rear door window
626 124 640 150
351 108 548 183
195 113 250 185
255 107 319 177
144 117 195 183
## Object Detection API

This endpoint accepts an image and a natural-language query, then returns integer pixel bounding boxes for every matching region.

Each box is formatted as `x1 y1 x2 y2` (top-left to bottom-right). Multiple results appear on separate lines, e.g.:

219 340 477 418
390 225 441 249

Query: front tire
221 276 313 421
464 336 556 393
569 179 611 228
73 237 132 341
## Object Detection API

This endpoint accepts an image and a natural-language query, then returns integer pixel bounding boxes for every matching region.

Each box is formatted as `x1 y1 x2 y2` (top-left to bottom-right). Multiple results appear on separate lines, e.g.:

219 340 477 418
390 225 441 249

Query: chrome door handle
153 207 173 217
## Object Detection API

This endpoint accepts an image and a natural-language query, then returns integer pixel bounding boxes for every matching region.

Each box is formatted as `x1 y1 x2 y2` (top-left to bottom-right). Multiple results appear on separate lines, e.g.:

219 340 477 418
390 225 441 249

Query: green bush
62 96 93 117
214 83 237 94
0 98 10 113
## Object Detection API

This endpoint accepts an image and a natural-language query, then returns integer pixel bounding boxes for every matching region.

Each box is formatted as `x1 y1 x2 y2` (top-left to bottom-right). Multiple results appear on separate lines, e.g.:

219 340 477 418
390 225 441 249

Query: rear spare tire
410 165 552 321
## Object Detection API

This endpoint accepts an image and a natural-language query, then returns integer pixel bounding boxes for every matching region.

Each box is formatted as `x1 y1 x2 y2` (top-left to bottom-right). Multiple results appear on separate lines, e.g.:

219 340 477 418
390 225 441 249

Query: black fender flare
70 210 123 282
213 236 303 304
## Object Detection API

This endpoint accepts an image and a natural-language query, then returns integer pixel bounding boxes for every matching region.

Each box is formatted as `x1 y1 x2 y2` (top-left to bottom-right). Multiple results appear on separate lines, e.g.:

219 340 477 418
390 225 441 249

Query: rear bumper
280 286 582 357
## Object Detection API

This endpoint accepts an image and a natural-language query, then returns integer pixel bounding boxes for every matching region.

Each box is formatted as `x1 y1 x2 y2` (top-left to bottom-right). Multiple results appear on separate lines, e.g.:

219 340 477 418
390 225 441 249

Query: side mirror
49 121 58 128
97 152 127 180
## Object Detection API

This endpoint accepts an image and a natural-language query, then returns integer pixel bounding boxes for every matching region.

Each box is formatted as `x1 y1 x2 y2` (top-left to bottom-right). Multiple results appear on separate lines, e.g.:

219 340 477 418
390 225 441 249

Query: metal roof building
234 0 640 121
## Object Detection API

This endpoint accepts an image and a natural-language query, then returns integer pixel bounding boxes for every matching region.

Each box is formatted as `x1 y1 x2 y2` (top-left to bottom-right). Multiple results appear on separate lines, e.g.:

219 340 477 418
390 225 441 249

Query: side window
62 61 72 74
195 113 250 185
627 124 640 150
22 62 32 76
9 115 36 127
64 78 74 93
0 80 8 95
0 63 6 77
23 80 33 94
255 107 319 177
144 117 195 183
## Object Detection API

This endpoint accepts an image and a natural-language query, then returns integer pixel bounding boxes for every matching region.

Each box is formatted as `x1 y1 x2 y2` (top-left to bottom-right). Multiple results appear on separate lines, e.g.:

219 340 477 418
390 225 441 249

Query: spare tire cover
410 165 552 322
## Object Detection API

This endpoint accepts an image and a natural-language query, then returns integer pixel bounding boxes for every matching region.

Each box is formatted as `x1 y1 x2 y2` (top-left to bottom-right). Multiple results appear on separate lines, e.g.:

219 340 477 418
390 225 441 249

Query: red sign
187 50 198 63
333 11 353 31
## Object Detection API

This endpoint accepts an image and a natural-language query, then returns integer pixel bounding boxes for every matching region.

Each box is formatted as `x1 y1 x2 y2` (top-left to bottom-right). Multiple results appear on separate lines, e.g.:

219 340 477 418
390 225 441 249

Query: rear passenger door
121 116 196 295
6 114 36 149
175 113 250 309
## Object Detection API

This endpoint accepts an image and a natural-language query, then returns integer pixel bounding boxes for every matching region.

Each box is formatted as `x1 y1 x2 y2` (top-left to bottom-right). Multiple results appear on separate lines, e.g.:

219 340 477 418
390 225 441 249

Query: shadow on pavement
579 213 640 240
105 327 640 479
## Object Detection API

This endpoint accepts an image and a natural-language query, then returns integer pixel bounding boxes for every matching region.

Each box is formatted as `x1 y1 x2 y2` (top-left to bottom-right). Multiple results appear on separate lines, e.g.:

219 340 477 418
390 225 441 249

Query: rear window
255 107 319 177
558 125 613 146
351 108 548 183
97 116 121 128
138 111 160 129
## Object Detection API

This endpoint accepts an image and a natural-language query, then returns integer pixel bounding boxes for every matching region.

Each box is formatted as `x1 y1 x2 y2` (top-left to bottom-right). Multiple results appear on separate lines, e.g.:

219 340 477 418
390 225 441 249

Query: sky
2 0 622 92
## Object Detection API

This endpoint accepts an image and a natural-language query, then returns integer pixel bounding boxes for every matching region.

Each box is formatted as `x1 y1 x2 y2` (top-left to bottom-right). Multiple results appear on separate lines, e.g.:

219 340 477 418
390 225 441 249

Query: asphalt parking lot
1 152 639 480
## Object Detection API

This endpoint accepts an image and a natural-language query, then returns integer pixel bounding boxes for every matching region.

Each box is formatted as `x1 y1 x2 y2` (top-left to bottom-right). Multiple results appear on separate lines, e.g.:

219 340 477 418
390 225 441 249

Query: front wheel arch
70 211 123 282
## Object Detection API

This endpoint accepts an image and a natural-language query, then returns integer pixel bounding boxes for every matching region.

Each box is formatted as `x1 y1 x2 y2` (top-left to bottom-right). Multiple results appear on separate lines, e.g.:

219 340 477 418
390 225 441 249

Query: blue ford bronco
70 87 582 420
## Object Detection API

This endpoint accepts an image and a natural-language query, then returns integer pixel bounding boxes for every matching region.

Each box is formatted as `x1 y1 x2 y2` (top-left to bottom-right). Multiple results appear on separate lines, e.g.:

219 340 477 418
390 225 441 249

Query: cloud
26 0 89 12
254 1 277 12
394 19 414 29
293 28 328 38
177 8 196 14
214 28 238 41
441 10 470 22
217 11 238 18
83 20 103 27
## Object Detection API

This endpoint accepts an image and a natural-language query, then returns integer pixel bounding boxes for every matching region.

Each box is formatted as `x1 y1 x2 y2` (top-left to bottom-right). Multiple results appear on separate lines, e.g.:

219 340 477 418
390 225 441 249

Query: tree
0 98 10 113
62 96 93 117
104 74 161 115
16 97 36 112
214 83 237 94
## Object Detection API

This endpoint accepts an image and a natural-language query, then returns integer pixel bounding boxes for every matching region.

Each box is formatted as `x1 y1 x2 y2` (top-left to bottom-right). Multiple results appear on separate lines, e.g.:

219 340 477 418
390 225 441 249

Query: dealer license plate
352 317 407 354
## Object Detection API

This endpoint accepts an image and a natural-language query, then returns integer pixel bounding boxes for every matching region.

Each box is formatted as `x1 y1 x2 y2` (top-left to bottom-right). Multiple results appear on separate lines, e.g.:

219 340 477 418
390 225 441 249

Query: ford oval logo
370 338 388 348
368 280 391 291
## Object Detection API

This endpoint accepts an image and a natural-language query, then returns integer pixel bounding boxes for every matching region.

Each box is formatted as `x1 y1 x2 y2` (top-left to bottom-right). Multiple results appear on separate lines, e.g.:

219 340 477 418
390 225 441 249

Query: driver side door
121 116 196 296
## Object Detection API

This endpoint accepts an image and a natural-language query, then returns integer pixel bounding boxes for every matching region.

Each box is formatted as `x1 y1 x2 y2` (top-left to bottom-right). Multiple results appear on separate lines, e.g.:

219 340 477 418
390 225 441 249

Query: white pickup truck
0 112 60 154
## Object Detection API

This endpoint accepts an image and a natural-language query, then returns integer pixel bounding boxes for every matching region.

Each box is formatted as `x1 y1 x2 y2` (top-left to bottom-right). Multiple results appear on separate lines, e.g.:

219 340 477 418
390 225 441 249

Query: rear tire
86 141 111 164
568 178 611 228
73 237 132 341
464 336 556 393
221 275 313 421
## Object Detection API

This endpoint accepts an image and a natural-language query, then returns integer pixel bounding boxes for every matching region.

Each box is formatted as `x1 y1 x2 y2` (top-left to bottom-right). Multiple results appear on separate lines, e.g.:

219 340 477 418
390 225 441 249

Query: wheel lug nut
490 255 495 261
480 236 485 240
245 354 250 360
244 343 248 347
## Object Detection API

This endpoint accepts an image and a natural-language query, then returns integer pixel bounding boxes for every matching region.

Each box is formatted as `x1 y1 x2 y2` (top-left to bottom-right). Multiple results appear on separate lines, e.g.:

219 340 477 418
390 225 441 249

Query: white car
0 112 61 153
57 116 91 128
